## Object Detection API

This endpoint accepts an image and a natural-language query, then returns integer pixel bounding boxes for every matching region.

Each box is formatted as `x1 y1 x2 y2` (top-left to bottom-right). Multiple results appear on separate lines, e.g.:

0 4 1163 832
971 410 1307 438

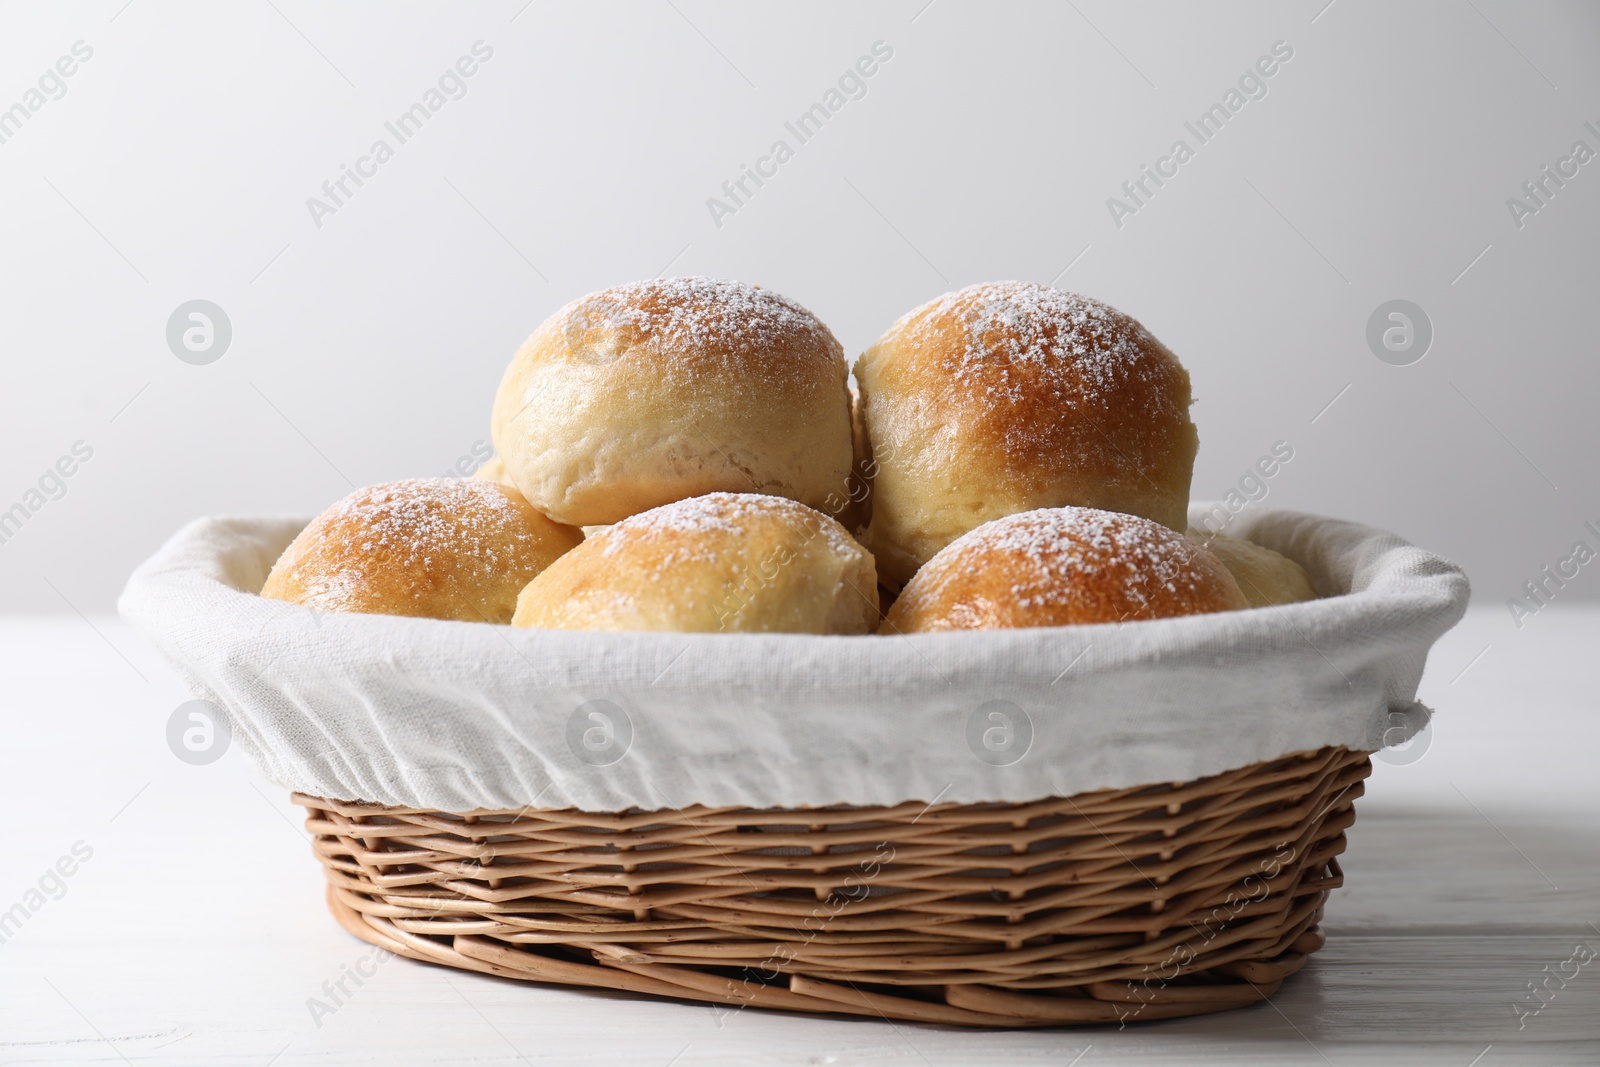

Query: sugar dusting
323 479 528 568
902 281 1163 407
931 506 1212 614
866 281 1191 477
550 277 841 382
598 492 856 564
290 478 544 611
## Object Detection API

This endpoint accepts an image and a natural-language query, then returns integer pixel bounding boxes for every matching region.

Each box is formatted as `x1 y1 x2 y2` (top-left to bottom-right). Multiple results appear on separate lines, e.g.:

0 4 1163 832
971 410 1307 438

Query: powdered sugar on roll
855 282 1199 588
515 493 877 634
261 478 583 622
491 278 854 528
886 506 1247 632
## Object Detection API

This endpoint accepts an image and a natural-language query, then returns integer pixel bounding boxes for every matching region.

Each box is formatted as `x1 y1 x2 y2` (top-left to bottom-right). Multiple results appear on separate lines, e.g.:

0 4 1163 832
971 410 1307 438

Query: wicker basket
293 744 1370 1027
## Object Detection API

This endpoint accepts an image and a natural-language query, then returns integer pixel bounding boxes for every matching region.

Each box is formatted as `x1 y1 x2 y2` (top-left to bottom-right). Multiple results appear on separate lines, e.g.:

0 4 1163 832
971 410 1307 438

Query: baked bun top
513 492 878 634
261 478 582 623
491 277 854 527
855 281 1198 587
1188 528 1318 608
885 506 1247 632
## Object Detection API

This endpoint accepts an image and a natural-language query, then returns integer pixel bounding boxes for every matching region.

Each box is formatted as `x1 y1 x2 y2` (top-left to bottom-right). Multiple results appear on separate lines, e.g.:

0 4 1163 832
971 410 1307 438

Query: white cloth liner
119 504 1469 813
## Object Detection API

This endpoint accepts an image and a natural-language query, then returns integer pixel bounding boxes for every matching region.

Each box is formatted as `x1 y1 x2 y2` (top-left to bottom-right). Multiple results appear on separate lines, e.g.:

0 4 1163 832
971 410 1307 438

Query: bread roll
855 281 1198 587
1187 527 1318 608
471 454 517 488
491 278 854 527
513 493 878 634
261 478 582 623
885 506 1246 632
830 385 873 537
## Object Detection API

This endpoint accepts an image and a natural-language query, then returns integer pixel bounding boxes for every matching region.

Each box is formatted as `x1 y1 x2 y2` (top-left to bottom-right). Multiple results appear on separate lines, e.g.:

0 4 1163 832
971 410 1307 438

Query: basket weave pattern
294 746 1370 1026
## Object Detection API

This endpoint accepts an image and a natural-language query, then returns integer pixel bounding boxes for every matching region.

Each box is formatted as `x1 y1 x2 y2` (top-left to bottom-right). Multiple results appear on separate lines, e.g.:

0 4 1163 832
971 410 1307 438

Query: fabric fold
118 504 1470 812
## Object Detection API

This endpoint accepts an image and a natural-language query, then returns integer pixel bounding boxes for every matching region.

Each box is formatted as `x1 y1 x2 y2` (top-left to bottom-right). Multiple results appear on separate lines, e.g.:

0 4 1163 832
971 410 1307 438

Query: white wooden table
2 606 1596 1065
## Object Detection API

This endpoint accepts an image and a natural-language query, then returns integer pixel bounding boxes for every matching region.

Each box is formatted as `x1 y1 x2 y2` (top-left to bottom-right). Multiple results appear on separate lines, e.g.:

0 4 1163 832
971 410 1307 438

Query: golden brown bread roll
490 278 854 527
1187 527 1318 608
261 478 582 623
885 506 1246 632
829 385 873 537
855 281 1199 587
513 493 878 633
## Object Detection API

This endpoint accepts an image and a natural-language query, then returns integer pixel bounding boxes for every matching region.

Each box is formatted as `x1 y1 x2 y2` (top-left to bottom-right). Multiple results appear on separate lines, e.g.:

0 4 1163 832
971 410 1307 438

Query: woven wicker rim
294 746 1370 1027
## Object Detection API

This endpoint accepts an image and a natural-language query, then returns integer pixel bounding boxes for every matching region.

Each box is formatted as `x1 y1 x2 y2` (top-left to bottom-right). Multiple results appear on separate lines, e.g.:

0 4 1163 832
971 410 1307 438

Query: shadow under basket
293 746 1370 1027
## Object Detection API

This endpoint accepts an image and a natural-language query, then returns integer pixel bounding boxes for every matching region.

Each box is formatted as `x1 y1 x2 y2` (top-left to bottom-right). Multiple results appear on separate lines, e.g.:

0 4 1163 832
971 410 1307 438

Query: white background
0 0 1597 618
2 6 1598 1060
